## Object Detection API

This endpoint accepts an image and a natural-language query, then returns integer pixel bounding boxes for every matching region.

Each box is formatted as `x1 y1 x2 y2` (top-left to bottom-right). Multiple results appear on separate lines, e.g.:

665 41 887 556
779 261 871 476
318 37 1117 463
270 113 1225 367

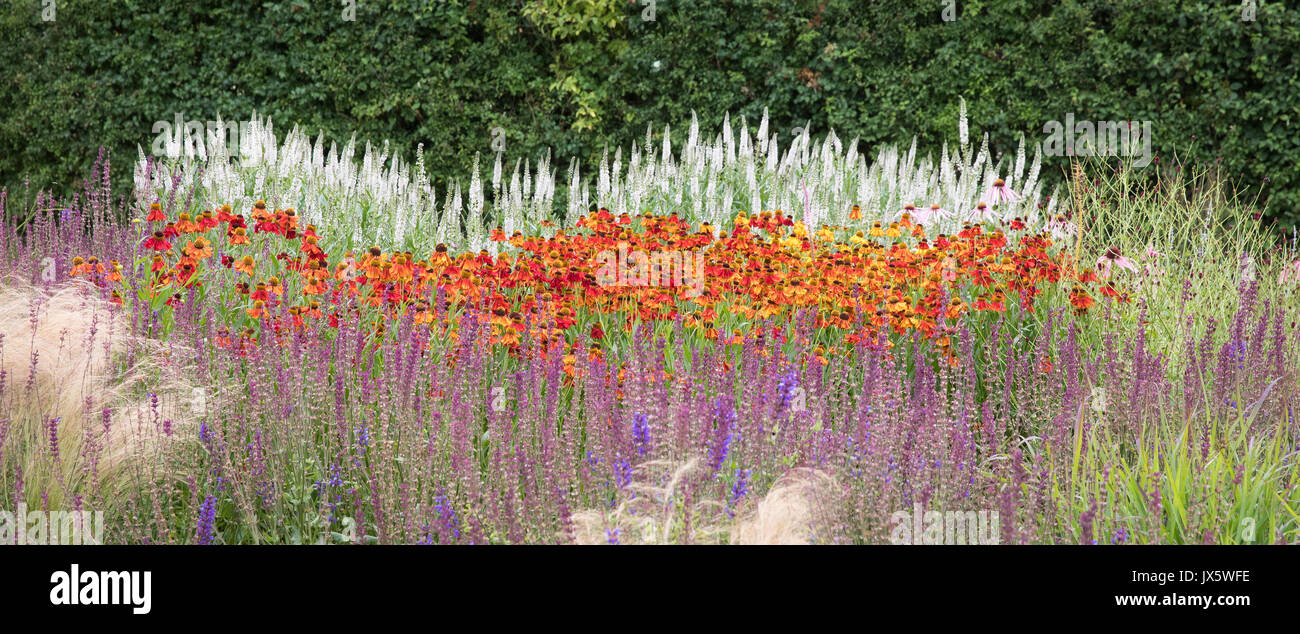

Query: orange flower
228 227 250 245
184 236 214 259
175 212 201 233
144 231 172 251
1069 286 1094 314
233 255 256 277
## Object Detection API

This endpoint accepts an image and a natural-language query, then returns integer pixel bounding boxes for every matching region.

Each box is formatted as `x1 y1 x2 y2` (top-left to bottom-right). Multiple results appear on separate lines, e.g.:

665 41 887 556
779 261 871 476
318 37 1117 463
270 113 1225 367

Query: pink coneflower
982 178 1022 205
969 201 999 223
1096 246 1137 279
914 203 946 224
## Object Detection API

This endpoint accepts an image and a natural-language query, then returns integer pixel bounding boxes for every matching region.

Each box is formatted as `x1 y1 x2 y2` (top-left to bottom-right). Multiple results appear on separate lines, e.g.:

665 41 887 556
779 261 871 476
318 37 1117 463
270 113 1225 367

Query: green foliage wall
3 0 1298 229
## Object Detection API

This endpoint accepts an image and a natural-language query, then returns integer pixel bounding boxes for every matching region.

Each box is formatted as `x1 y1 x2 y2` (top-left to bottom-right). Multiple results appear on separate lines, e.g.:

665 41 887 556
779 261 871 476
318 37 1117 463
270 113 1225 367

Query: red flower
144 231 172 251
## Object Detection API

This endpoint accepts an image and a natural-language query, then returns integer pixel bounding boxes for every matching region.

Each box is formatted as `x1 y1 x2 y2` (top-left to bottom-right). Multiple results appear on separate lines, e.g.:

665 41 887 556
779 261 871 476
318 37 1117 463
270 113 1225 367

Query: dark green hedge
3 0 1298 229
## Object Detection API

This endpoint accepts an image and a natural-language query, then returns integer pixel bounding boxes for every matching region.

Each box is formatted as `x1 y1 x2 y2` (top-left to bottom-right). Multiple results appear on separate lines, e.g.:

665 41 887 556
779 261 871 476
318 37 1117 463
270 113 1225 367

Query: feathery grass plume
730 468 837 545
0 277 193 511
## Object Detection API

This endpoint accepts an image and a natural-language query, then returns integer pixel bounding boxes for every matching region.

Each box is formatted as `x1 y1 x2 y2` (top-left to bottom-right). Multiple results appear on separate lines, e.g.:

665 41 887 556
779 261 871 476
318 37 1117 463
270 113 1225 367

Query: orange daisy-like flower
217 205 236 223
146 203 166 222
174 213 201 234
233 255 256 277
1069 286 1094 314
228 227 250 245
144 231 172 252
184 236 214 259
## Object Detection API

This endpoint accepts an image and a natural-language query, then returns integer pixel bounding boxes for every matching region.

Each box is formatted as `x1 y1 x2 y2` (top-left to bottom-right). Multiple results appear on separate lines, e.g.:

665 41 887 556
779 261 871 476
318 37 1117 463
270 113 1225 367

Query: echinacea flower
1096 246 1136 279
969 202 998 223
982 178 1021 205
898 203 918 223
912 203 945 225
